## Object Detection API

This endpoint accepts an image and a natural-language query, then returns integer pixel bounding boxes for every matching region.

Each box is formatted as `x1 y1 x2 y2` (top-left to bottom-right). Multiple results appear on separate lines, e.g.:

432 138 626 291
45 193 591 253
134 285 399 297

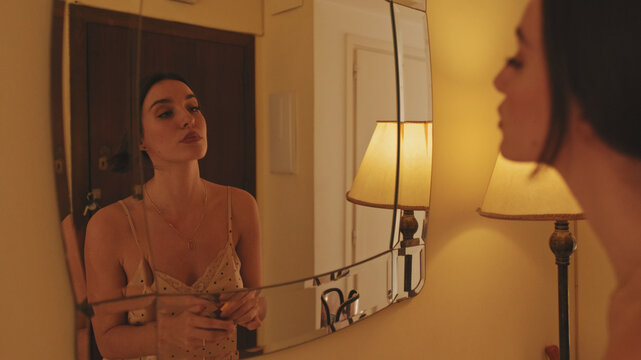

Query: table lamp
479 154 584 360
347 121 432 244
346 121 432 294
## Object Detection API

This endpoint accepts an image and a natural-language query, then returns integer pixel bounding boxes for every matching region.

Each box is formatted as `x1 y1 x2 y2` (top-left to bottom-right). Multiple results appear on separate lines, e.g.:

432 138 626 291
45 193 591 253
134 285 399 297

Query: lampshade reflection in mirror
347 120 432 246
479 154 584 360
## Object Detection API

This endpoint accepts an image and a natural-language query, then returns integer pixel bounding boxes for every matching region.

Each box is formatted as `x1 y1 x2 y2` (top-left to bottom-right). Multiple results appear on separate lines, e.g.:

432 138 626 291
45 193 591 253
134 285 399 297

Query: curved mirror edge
50 1 146 359
390 0 432 255
81 244 425 358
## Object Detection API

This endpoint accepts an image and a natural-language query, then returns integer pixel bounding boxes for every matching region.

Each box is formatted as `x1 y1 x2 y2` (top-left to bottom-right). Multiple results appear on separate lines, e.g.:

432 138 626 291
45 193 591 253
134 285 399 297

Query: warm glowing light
347 121 432 210
479 154 583 220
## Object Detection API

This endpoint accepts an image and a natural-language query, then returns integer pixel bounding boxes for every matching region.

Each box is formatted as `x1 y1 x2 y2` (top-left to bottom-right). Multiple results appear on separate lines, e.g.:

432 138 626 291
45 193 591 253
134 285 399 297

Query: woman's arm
84 207 157 358
233 188 262 289
223 188 266 327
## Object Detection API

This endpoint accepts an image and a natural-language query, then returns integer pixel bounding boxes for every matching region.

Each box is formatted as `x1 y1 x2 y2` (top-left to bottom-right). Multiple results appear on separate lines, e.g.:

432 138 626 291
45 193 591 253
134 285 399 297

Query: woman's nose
494 67 508 93
181 112 195 128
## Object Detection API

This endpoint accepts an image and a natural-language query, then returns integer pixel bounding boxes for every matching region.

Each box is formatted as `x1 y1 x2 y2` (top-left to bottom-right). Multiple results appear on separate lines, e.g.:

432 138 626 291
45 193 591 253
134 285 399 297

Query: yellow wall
0 1 74 359
0 0 615 359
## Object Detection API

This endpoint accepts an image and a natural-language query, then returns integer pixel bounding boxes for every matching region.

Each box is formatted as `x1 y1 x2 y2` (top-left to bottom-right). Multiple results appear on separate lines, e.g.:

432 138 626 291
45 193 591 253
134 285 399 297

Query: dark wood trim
51 0 70 221
69 5 92 232
69 4 253 46
140 16 254 47
69 4 141 30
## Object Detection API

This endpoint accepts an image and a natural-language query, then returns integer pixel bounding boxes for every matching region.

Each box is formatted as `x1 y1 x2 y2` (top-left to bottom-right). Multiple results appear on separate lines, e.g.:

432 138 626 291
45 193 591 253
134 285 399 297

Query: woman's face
140 79 207 165
494 0 550 162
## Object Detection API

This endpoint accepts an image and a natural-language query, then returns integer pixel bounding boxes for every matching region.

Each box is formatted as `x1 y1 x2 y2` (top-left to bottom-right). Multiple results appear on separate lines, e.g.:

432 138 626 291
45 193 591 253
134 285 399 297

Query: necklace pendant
188 240 195 250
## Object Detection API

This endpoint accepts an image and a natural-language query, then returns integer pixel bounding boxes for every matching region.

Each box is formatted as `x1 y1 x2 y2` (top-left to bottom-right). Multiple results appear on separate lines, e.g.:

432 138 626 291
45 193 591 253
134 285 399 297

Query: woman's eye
158 110 173 119
506 57 523 69
189 106 201 113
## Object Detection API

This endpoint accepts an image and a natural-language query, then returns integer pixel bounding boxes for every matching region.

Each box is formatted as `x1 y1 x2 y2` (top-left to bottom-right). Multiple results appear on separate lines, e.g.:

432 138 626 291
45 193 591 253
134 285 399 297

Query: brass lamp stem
549 220 577 360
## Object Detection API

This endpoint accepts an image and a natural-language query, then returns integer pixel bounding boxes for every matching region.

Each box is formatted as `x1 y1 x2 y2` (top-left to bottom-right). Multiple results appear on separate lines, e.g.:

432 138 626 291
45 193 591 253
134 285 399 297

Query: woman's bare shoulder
85 197 138 253
202 181 257 208
230 186 256 204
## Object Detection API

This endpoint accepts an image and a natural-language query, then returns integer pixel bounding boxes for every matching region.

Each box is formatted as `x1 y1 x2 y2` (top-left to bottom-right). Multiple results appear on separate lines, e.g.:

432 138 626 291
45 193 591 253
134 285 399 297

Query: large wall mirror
51 0 432 358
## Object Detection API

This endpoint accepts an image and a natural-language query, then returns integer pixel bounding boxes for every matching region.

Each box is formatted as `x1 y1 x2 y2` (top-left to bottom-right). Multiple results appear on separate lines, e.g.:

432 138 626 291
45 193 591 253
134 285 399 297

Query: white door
353 46 398 263
349 40 430 307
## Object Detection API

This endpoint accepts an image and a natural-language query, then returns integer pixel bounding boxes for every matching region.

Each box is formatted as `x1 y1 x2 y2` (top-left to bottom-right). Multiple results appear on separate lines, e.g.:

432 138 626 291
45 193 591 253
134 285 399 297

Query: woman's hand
219 290 265 330
157 296 235 352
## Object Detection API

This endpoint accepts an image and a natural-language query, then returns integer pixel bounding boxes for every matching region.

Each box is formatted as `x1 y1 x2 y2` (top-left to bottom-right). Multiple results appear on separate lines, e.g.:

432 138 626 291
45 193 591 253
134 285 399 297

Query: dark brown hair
540 0 641 163
109 73 191 173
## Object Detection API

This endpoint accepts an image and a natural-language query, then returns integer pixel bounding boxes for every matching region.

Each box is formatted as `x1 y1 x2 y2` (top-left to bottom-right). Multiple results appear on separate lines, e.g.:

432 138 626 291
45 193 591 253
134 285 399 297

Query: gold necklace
144 180 208 250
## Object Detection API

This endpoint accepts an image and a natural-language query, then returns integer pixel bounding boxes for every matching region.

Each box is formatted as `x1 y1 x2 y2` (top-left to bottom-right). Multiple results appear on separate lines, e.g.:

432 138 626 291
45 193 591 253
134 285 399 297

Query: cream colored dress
116 186 243 360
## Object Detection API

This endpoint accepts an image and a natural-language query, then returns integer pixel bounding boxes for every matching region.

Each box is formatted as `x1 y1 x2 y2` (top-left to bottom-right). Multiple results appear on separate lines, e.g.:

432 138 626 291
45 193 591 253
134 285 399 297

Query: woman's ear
139 142 147 151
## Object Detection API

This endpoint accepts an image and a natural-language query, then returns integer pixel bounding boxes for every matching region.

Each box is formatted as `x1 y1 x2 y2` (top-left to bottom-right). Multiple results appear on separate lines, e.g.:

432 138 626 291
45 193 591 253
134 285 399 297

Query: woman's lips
180 131 202 143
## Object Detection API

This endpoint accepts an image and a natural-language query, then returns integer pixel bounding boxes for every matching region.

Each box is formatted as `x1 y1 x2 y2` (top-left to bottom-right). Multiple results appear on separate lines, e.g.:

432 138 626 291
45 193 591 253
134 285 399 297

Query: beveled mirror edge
81 243 425 358
84 246 398 308
51 4 89 360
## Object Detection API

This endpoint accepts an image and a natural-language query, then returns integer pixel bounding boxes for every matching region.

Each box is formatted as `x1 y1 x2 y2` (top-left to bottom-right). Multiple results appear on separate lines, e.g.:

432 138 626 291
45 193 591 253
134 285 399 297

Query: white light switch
269 93 296 174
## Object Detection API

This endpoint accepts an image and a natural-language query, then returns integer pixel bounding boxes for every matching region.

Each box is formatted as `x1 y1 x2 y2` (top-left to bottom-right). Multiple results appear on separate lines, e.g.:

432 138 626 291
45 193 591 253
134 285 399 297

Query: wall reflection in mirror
51 0 432 359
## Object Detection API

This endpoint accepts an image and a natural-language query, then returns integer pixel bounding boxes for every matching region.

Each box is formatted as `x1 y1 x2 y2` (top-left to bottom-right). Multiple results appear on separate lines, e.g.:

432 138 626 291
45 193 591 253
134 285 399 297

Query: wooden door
69 5 255 232
137 20 255 190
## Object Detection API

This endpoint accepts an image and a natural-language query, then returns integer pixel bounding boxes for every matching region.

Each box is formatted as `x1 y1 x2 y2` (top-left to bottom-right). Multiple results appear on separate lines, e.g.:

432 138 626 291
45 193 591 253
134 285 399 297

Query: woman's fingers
218 291 245 302
219 292 251 316
166 317 233 351
234 304 259 325
220 291 257 318
225 298 257 322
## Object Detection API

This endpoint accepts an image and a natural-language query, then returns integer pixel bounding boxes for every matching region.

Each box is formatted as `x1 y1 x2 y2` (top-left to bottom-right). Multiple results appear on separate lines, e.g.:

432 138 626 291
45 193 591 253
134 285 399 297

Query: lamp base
398 210 424 296
549 220 577 360
400 210 420 248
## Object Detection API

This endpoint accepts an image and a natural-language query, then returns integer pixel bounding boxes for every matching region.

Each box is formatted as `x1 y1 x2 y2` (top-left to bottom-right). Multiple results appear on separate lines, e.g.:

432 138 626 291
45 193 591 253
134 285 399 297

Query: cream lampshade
479 153 584 360
346 121 432 211
347 121 432 248
479 154 583 220
347 120 432 297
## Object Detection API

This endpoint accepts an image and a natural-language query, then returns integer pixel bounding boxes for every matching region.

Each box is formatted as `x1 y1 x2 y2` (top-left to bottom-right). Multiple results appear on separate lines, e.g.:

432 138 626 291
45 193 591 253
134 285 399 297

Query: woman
85 73 265 359
494 0 641 358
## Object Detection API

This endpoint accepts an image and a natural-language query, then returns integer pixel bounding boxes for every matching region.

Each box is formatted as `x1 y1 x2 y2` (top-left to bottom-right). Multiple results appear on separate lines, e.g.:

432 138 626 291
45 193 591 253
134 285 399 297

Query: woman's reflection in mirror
84 73 265 359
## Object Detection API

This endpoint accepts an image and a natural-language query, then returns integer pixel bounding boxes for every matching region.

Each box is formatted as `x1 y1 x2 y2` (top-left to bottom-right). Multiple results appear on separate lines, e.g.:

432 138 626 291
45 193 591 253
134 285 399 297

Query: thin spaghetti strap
117 200 147 260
